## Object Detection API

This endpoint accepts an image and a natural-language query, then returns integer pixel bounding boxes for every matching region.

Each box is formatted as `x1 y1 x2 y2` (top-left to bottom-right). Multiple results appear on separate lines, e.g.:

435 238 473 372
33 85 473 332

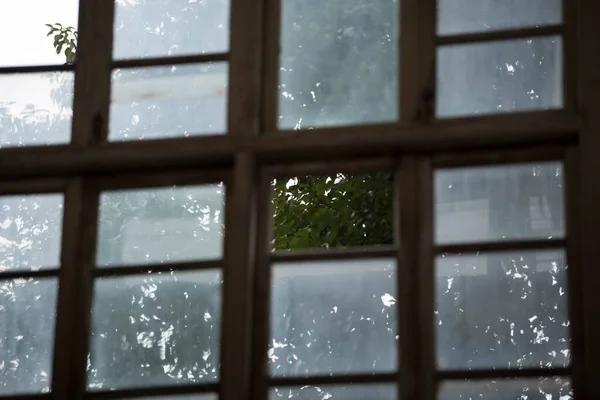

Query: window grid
0 0 598 400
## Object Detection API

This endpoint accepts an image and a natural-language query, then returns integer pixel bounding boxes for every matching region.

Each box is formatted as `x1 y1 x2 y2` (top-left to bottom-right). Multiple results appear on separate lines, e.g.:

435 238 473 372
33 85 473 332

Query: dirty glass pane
0 72 74 148
109 63 227 141
437 36 562 118
278 0 398 129
436 250 570 370
435 162 564 245
96 184 225 267
270 259 397 376
113 0 230 59
438 377 572 400
89 270 222 390
438 0 562 36
0 193 64 271
271 384 397 400
0 278 58 395
0 0 78 67
272 172 394 250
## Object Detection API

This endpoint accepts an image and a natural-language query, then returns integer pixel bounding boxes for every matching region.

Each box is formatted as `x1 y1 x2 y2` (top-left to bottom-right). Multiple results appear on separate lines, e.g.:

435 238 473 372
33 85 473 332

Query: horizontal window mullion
269 372 397 387
87 382 219 399
112 53 228 70
436 366 571 381
437 25 563 47
436 238 566 255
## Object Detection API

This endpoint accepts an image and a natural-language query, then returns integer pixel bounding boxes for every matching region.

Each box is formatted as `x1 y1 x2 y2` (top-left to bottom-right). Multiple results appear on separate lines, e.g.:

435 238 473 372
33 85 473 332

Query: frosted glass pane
271 384 397 400
438 378 572 400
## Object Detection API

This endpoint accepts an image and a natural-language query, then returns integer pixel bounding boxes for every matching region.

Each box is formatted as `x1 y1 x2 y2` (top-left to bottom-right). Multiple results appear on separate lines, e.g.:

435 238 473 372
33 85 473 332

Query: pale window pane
438 378 572 399
278 0 398 129
96 184 225 267
438 0 562 36
0 278 58 394
0 72 73 148
0 194 64 271
271 259 397 376
113 0 230 59
109 63 227 141
89 270 222 390
271 384 397 400
435 162 564 245
436 250 570 370
437 37 562 118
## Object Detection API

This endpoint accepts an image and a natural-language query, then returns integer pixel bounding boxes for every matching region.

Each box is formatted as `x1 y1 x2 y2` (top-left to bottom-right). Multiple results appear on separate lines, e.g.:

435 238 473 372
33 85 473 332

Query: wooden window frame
0 0 598 399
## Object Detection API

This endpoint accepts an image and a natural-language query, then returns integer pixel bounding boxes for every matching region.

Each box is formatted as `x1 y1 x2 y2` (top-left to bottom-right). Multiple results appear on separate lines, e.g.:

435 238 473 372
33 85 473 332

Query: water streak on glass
271 384 397 400
109 63 227 141
0 278 58 395
438 0 562 36
436 250 570 370
89 270 222 390
113 0 230 59
0 73 74 148
272 172 394 251
437 36 562 118
278 0 398 129
96 184 225 267
270 259 397 376
435 162 564 245
438 377 572 400
0 194 64 271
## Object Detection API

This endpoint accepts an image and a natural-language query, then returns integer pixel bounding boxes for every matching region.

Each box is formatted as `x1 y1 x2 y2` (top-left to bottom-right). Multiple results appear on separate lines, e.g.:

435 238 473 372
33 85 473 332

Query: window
1 0 599 400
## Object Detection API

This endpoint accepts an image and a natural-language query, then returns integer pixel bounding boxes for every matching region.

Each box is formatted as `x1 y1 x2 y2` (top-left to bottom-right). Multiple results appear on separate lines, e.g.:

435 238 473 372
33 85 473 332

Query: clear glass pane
438 0 562 36
0 278 58 394
435 162 564 245
271 259 397 376
96 184 225 267
436 250 570 370
0 72 74 148
113 0 230 59
109 63 227 141
272 172 394 251
271 384 397 400
89 270 222 390
278 0 398 129
438 377 572 399
437 36 562 118
0 194 64 271
0 0 78 67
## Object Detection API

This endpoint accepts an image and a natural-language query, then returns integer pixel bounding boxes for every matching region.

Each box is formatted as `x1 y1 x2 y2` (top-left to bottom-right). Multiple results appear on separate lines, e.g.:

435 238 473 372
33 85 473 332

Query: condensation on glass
113 0 230 59
435 250 570 370
0 72 74 148
109 63 227 141
437 36 563 118
278 0 398 129
438 377 572 400
435 162 564 245
88 270 222 390
270 384 397 400
0 278 58 395
96 184 225 267
271 172 394 250
0 193 64 271
270 259 397 376
437 0 562 36
0 0 78 67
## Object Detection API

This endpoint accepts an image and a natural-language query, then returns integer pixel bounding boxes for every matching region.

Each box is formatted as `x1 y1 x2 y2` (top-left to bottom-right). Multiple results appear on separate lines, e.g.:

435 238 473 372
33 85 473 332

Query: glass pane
0 278 58 394
96 184 225 267
435 162 564 245
436 250 570 370
89 270 222 390
0 72 74 148
127 395 218 400
109 63 227 141
271 259 397 376
272 172 394 251
278 0 398 129
438 377 572 399
113 0 230 59
438 0 562 36
437 36 562 118
271 384 397 400
0 0 78 67
0 194 64 271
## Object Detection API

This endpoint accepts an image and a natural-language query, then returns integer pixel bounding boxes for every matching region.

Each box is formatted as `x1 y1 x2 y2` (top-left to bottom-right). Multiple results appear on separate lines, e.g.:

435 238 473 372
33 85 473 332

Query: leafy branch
45 23 78 64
